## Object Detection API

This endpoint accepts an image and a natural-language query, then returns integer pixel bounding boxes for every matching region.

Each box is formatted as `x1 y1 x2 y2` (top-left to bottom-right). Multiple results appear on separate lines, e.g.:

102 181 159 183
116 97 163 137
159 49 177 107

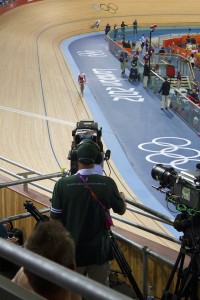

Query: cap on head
77 139 100 165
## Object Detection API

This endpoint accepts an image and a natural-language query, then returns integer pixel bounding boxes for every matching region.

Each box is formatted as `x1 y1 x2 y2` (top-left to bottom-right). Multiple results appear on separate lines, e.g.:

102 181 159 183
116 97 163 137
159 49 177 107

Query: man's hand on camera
119 191 125 200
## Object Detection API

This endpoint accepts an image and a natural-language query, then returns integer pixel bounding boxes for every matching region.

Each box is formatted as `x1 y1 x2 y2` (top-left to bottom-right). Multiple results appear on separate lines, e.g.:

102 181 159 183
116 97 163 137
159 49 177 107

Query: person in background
120 21 127 36
158 47 165 54
135 47 140 56
148 45 155 62
196 50 200 67
126 40 132 49
78 72 86 84
50 139 126 286
166 45 172 53
159 77 171 110
119 49 128 74
143 61 150 88
105 23 111 40
141 34 146 51
121 36 126 48
177 71 182 82
78 72 86 95
0 223 9 239
131 53 139 65
143 52 149 64
193 81 199 94
0 222 20 244
12 221 81 300
133 19 138 34
187 88 200 104
186 35 191 44
113 24 118 39
176 71 182 95
92 19 101 28
189 53 195 69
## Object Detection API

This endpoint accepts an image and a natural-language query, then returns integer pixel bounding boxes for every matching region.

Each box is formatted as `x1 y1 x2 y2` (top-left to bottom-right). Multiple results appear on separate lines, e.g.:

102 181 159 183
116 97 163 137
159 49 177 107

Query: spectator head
24 222 75 297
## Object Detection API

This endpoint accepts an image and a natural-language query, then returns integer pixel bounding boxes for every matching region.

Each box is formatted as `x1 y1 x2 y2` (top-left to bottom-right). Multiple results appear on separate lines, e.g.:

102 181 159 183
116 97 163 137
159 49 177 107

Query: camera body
151 164 200 210
71 120 102 147
68 120 104 174
172 170 200 210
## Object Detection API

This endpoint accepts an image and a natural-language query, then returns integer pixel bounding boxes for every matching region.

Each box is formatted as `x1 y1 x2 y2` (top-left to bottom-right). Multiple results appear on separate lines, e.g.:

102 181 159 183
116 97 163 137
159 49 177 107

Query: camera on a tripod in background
67 120 110 174
151 163 200 212
151 163 200 241
151 164 200 299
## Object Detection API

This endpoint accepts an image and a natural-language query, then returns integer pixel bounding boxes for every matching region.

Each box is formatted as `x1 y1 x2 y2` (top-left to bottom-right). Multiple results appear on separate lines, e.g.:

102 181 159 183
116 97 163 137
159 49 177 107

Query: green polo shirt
50 174 125 266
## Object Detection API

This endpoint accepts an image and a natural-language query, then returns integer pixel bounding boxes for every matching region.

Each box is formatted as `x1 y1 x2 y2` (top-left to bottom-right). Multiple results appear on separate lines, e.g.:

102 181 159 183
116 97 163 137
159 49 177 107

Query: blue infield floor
61 32 200 237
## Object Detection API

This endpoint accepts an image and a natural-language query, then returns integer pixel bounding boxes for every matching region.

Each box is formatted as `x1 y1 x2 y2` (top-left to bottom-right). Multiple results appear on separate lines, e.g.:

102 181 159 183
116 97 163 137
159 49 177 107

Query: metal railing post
142 246 150 298
17 171 35 192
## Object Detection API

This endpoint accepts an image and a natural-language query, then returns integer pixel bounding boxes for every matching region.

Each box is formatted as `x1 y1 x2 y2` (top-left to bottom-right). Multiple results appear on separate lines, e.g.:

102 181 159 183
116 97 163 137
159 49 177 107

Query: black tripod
110 230 144 300
162 245 200 299
24 200 50 223
161 220 200 300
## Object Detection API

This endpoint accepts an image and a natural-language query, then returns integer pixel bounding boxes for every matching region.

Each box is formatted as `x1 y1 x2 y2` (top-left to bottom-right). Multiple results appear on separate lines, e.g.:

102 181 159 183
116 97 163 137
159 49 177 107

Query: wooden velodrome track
1 0 200 250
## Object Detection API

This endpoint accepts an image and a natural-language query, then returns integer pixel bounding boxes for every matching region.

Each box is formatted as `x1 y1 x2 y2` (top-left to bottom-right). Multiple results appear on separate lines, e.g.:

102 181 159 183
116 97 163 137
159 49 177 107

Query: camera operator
0 222 20 243
50 139 126 286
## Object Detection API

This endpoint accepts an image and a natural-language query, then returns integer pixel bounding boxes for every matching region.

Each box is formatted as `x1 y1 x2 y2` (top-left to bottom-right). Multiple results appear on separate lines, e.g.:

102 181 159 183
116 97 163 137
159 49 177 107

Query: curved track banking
1 0 200 247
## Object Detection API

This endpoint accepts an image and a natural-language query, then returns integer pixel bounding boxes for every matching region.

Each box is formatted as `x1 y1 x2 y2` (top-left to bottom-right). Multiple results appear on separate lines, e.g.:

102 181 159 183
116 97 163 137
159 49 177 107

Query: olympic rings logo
92 3 118 14
138 137 200 171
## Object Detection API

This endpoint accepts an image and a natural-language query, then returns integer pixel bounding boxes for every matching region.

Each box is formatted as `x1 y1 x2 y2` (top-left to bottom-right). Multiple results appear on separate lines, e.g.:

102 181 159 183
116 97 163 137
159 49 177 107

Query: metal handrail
0 156 57 181
0 168 53 194
0 166 179 244
127 206 172 225
0 169 69 188
112 215 180 245
0 205 180 245
0 238 132 300
0 208 50 224
126 198 174 225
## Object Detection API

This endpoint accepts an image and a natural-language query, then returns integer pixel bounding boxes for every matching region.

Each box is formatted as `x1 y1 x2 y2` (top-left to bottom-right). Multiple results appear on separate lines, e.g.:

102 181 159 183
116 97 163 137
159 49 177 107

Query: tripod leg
110 232 144 300
161 249 185 299
176 254 200 299
162 248 200 300
174 251 186 295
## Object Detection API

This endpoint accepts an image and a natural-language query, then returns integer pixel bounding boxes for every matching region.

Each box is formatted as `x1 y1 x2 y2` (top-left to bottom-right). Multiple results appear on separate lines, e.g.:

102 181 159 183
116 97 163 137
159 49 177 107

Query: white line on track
0 105 76 127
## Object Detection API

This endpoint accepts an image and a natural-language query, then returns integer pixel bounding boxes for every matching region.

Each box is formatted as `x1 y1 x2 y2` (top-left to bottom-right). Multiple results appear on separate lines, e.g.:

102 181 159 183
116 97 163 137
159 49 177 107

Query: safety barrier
0 163 183 299
0 238 132 300
0 0 42 16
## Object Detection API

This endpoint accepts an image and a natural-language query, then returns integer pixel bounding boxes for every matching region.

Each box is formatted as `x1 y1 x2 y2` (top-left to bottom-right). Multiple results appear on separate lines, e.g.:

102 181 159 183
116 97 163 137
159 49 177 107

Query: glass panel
107 27 200 134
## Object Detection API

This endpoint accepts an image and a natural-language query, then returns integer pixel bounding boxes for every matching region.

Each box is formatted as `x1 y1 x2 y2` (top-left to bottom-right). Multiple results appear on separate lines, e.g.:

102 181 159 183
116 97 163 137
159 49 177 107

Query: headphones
70 139 102 164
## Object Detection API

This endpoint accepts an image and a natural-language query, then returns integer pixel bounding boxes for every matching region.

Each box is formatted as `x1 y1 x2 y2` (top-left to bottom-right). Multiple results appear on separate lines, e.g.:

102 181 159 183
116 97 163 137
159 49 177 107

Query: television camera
67 120 111 174
151 164 200 211
151 164 200 299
